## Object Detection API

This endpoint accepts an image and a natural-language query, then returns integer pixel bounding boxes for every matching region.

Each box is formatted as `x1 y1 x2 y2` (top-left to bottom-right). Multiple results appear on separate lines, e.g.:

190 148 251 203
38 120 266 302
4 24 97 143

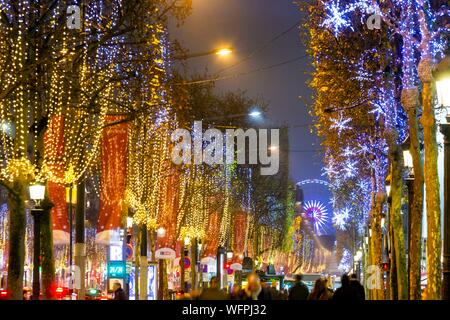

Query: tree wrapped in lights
302 0 417 299
0 0 191 299
304 0 448 299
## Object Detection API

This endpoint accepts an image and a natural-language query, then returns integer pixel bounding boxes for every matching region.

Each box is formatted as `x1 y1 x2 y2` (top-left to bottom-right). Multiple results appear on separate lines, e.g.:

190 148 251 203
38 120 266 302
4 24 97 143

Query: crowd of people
110 272 366 301
181 273 366 301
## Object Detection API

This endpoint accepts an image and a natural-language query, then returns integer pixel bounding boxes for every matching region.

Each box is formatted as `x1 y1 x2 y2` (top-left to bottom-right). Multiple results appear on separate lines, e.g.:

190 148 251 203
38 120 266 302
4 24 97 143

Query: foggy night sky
169 0 325 187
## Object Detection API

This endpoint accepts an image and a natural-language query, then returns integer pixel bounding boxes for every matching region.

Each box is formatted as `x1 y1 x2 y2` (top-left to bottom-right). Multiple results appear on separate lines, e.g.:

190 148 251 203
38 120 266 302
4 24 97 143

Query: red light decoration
44 115 69 244
96 116 128 243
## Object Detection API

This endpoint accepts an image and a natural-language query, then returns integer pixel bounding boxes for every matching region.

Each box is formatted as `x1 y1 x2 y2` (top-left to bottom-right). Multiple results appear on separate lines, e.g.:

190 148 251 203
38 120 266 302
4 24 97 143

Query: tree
0 0 191 300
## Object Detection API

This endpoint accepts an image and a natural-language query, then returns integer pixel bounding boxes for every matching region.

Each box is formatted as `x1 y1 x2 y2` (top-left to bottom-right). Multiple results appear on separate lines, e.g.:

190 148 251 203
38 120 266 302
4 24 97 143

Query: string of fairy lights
0 0 299 283
0 1 111 187
310 0 447 271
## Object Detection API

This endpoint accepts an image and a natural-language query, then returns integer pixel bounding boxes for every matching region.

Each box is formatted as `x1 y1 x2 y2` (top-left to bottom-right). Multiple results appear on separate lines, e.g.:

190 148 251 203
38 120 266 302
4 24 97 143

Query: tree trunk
6 181 26 300
158 259 169 300
419 58 442 300
389 142 408 300
390 239 398 300
139 225 148 300
134 226 140 300
370 192 384 300
191 238 198 291
180 243 186 292
40 199 56 300
402 87 424 300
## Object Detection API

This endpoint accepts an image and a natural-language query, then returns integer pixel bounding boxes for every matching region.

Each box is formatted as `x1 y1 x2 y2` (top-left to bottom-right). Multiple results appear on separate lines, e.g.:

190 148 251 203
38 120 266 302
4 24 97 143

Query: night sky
170 0 330 220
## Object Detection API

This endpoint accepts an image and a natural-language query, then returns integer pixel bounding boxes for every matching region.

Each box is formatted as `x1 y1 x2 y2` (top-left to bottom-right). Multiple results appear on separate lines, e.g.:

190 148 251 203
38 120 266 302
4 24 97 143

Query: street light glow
29 184 45 201
126 217 133 228
157 227 166 238
215 48 233 56
249 111 261 117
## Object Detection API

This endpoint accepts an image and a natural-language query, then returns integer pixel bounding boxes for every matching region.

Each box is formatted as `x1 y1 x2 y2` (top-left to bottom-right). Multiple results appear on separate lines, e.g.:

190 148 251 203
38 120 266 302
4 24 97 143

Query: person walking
241 273 262 300
308 278 331 300
288 274 309 300
269 282 281 300
112 282 127 300
332 274 358 301
198 276 228 300
349 274 365 300
257 281 273 300
230 285 243 300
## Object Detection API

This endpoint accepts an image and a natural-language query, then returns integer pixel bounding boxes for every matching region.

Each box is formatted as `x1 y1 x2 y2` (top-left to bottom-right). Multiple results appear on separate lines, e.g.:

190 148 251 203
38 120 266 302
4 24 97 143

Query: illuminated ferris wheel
296 179 332 235
303 200 329 233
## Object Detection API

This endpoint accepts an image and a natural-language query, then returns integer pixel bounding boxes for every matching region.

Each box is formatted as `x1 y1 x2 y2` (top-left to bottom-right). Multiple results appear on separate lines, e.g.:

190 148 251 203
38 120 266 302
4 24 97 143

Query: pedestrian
198 276 228 300
288 274 309 300
280 288 289 300
349 273 365 300
257 281 273 300
269 282 281 300
324 278 334 299
308 278 331 300
241 273 262 300
230 285 242 300
112 282 127 300
332 274 358 301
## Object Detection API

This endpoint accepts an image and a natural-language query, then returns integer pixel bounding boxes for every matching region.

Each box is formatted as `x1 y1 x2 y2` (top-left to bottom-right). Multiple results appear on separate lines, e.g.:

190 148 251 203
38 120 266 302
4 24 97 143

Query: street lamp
202 110 263 123
29 183 45 300
385 179 391 198
226 250 234 260
436 54 450 300
403 149 414 171
215 48 233 57
173 47 233 60
126 217 134 229
156 227 166 238
249 110 262 118
29 184 45 205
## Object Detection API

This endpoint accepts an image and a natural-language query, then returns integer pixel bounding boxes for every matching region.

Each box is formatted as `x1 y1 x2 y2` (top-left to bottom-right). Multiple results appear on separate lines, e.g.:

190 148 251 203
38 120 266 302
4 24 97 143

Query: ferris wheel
296 179 332 235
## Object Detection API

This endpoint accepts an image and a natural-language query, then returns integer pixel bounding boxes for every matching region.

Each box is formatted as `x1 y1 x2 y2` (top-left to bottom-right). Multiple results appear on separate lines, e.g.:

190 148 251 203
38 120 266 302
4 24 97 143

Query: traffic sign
108 261 125 278
179 257 191 269
125 244 133 261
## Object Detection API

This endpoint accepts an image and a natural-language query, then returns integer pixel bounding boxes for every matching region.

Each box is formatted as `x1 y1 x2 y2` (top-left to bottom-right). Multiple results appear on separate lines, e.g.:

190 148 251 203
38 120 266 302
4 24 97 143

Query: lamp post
201 110 263 123
402 138 414 297
65 184 77 292
216 246 226 289
29 183 45 300
435 55 450 300
354 249 363 281
385 177 392 299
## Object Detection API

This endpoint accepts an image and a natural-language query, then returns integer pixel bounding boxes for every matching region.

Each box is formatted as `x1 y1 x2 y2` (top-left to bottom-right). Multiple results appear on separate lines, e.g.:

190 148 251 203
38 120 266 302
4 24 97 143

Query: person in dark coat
113 282 127 300
241 273 262 300
288 274 309 300
198 276 228 300
332 274 359 301
349 274 365 300
257 282 273 300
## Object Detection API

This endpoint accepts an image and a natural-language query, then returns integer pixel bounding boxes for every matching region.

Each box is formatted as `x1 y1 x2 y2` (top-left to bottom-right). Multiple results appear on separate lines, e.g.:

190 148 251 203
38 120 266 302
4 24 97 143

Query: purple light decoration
303 200 329 233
